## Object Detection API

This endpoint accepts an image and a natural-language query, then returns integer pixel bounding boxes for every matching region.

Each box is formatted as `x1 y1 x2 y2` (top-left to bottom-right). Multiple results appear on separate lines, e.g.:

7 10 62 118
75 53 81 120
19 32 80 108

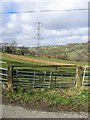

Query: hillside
39 42 88 62
1 42 88 64
1 52 87 66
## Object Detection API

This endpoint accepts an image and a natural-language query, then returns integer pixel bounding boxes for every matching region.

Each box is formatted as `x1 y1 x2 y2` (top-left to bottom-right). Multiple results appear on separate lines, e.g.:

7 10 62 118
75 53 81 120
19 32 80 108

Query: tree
4 41 17 54
5 46 12 53
76 53 84 62
19 46 29 55
9 41 17 54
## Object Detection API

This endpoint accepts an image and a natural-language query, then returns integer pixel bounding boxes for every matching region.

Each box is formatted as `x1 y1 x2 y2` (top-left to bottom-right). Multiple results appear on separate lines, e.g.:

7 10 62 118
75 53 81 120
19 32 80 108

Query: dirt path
4 53 74 65
2 104 88 118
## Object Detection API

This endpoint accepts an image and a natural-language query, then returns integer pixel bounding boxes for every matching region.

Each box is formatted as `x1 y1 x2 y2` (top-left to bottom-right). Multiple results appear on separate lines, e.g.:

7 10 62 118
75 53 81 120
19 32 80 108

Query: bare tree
9 41 17 54
19 46 29 55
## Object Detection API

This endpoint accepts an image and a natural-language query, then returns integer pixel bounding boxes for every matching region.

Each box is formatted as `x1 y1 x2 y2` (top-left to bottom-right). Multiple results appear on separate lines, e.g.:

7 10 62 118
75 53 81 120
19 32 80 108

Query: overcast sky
0 0 89 47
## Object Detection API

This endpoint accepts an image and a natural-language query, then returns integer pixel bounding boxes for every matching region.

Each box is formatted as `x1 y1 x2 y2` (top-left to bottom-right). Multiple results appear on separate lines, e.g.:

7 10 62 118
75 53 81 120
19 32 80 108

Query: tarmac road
2 104 89 118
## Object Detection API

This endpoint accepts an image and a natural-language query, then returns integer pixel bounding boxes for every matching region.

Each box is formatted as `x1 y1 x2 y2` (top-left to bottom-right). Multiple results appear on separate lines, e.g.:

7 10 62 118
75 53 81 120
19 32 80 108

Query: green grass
1 53 46 68
2 57 45 66
0 52 88 76
3 88 89 112
1 52 88 67
1 52 89 112
27 55 88 66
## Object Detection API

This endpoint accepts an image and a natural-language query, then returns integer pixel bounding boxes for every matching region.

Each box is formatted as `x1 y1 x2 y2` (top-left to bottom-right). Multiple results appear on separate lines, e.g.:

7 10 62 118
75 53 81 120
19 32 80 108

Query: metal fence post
49 72 52 88
7 64 13 91
76 66 82 89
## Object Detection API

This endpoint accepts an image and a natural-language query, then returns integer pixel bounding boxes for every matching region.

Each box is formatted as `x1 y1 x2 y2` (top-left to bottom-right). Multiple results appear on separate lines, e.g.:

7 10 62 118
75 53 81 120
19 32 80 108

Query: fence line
0 67 7 84
8 64 79 90
82 66 90 86
1 64 90 91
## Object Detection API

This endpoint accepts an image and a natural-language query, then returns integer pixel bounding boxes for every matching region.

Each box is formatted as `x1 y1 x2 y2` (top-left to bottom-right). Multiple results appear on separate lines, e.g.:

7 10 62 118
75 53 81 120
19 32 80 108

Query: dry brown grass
3 53 74 66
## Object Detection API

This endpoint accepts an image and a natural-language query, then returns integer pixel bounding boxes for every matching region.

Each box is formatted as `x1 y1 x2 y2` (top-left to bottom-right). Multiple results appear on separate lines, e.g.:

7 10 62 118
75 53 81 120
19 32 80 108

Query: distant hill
1 42 88 62
37 42 88 62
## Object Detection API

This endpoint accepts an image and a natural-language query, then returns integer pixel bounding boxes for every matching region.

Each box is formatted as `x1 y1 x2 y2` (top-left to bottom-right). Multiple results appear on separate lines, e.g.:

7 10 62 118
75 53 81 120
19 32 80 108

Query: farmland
1 42 89 64
1 52 88 67
1 52 88 88
1 51 89 112
1 1 89 117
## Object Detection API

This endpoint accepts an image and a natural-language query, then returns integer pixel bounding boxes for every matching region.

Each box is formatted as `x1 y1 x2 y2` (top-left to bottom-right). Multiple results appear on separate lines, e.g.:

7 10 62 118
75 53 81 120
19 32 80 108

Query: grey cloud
39 10 88 30
41 35 88 46
0 0 88 46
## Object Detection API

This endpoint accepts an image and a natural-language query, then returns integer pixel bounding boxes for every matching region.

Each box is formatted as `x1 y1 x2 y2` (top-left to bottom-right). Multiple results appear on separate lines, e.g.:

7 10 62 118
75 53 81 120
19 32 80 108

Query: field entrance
1 62 90 90
12 65 77 89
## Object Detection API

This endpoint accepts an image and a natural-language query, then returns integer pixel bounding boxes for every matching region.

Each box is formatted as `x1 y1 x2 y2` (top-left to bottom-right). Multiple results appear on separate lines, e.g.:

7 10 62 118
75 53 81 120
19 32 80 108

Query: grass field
1 52 88 67
1 52 89 112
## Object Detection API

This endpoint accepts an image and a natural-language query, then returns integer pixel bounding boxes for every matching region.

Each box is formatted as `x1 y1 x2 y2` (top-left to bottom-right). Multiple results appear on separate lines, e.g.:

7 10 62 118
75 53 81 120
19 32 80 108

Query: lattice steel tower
34 22 43 56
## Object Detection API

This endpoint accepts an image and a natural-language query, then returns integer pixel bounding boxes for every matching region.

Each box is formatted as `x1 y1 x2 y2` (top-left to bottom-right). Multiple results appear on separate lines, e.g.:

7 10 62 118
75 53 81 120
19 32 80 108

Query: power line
0 8 88 14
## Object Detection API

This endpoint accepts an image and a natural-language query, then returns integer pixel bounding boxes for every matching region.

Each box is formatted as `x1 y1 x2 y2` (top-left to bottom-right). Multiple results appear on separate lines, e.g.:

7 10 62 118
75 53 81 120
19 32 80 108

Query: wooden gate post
76 66 82 89
7 64 13 91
